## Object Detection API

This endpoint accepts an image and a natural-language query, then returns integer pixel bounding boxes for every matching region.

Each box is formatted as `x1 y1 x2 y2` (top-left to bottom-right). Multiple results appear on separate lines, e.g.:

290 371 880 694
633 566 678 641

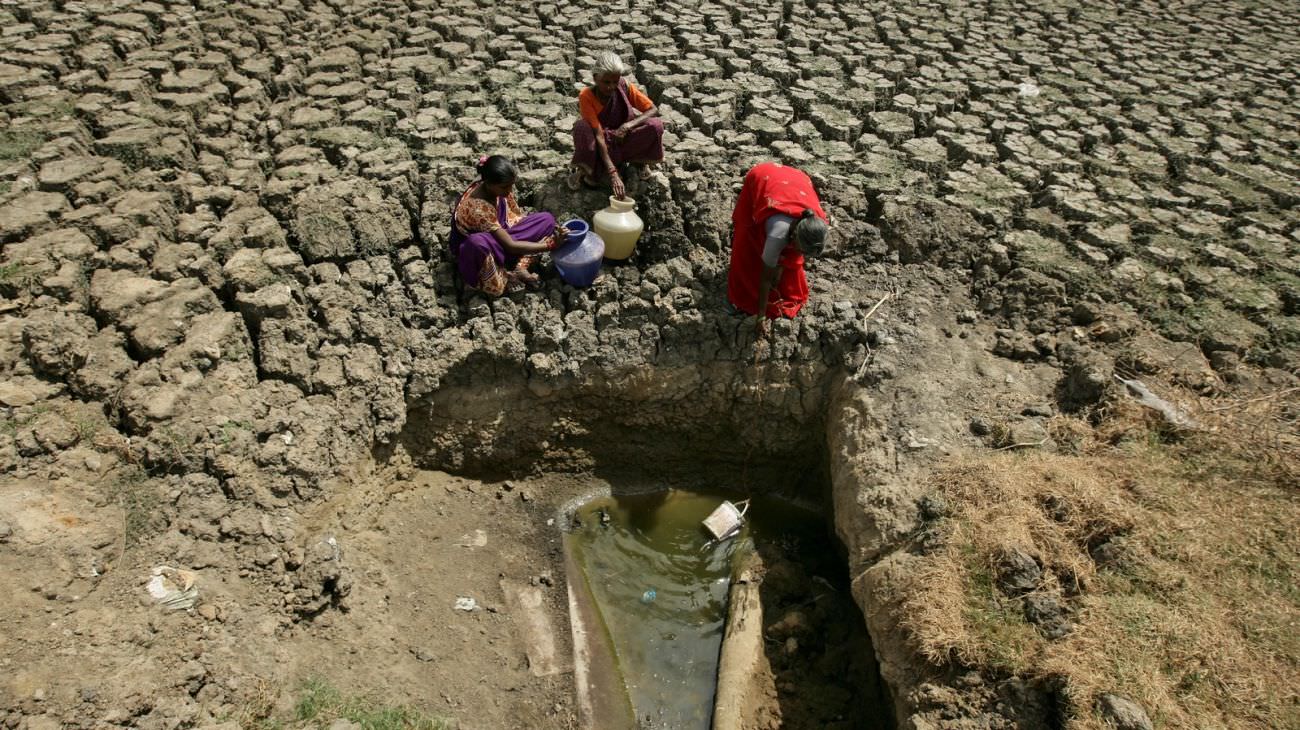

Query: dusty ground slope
0 0 1297 727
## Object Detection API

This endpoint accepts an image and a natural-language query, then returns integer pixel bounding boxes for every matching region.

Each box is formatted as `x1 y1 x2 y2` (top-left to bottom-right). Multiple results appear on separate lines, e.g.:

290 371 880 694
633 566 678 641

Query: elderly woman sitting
569 50 665 198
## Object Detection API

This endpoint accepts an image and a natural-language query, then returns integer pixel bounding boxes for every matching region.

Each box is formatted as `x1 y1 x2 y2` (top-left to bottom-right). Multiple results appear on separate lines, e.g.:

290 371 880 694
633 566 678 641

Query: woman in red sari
726 162 830 334
569 51 665 199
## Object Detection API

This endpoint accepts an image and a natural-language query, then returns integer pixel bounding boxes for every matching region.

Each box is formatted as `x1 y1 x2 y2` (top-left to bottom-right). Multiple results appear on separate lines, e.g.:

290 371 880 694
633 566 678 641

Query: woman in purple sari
569 51 665 199
450 155 566 297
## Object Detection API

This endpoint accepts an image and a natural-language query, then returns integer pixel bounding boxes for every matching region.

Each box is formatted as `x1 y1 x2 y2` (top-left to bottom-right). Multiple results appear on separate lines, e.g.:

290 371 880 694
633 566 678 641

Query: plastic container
593 196 644 260
703 499 750 541
562 218 589 246
553 229 605 288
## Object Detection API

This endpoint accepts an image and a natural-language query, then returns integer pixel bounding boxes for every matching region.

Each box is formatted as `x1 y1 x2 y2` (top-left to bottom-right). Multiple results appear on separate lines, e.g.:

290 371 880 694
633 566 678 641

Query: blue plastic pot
562 218 589 246
554 230 605 288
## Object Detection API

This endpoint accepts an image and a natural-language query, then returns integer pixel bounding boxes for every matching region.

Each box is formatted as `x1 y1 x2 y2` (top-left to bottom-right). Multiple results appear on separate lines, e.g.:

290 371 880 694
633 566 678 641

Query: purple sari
449 188 556 289
572 79 665 179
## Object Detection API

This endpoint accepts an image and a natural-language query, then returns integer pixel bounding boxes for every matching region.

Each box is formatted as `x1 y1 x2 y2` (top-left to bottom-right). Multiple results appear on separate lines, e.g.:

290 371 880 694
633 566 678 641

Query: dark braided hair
477 154 517 185
795 209 828 256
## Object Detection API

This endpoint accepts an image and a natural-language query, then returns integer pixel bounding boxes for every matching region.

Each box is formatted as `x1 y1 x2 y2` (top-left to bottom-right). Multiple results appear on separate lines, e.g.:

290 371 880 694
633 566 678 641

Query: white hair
592 51 628 77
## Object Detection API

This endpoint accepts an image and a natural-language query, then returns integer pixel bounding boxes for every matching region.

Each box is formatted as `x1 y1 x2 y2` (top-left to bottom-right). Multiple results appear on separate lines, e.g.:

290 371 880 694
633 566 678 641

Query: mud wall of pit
400 355 838 487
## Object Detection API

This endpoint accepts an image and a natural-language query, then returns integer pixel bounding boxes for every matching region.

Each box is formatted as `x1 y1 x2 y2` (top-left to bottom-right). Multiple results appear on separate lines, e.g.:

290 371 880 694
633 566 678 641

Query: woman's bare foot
504 270 538 292
567 169 599 191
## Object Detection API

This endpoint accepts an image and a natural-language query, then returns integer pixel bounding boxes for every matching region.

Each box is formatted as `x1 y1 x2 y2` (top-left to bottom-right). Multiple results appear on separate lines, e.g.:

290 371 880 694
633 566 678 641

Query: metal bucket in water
703 499 750 541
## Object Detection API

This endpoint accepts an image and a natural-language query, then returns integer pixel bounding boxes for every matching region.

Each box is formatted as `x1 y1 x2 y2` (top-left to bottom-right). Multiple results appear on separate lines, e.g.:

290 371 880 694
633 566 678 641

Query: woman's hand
613 121 636 139
553 223 571 245
610 171 626 199
751 314 770 339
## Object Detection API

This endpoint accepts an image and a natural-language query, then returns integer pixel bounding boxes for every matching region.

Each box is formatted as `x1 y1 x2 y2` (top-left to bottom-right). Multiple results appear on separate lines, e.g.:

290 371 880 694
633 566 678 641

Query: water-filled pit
564 486 893 728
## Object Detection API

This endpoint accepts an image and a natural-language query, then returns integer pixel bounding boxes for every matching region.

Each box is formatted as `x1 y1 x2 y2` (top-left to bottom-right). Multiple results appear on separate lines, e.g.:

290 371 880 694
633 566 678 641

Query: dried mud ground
2 466 581 729
1 0 1298 728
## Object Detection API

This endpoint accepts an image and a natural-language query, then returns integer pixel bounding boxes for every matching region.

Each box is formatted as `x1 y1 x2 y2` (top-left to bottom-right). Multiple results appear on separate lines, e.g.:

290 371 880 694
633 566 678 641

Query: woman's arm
580 87 622 192
753 263 779 334
595 133 626 198
615 104 658 137
492 227 552 256
594 132 617 176
616 83 659 137
752 215 796 334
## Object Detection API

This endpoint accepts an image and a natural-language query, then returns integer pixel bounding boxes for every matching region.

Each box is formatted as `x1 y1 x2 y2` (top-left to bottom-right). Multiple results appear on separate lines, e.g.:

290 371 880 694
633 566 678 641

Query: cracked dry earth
0 0 1297 728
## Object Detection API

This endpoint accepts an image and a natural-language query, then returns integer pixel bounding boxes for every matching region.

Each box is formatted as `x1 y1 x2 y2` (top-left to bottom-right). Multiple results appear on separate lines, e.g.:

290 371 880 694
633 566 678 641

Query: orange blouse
454 182 524 236
578 82 654 131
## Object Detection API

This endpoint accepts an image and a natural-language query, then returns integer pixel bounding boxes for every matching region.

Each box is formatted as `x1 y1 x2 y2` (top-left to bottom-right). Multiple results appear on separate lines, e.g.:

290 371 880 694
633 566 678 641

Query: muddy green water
566 489 827 729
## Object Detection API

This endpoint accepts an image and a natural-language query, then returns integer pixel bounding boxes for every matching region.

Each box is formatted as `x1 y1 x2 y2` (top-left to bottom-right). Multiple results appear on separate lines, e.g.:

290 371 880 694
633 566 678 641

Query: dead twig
994 437 1050 451
849 293 891 381
117 508 127 568
863 292 891 322
1203 387 1300 413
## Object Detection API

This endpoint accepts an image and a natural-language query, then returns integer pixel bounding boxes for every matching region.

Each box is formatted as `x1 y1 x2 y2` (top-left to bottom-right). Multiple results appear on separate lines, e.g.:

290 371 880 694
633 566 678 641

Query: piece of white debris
1115 376 1199 430
904 431 933 450
146 566 198 610
1018 81 1040 97
280 431 293 445
458 529 488 548
454 596 478 611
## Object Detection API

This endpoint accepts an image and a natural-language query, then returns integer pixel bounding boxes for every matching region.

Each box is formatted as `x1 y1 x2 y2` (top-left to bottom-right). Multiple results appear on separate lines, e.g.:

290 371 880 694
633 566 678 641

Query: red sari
726 162 827 318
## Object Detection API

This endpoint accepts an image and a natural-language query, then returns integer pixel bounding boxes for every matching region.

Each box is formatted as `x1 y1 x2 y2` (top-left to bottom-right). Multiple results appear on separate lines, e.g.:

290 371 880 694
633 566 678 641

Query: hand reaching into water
610 172 626 199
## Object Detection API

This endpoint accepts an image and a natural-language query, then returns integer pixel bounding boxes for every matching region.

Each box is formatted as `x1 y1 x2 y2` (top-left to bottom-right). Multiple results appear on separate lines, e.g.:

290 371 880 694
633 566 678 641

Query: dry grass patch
897 394 1299 729
0 126 47 162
